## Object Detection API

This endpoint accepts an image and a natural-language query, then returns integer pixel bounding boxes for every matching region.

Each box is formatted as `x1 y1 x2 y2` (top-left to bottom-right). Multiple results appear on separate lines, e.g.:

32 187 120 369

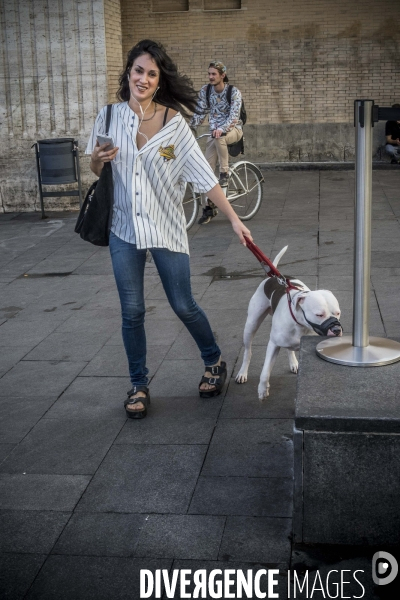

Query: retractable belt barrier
316 100 400 366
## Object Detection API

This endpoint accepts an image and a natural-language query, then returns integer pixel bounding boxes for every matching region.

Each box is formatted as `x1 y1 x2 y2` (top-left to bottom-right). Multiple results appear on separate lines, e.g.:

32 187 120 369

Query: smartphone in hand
97 135 115 149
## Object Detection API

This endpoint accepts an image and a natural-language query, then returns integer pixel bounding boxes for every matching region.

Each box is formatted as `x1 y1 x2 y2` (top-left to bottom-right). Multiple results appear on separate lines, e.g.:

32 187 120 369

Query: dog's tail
273 245 288 268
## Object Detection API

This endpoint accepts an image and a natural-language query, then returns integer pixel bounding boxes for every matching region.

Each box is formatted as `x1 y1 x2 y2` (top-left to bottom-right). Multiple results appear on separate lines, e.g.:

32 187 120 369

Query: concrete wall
0 0 111 212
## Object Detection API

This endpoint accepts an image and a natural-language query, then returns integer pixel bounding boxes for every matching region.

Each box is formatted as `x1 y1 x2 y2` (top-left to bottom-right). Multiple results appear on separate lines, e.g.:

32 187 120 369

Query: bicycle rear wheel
227 162 263 220
184 183 200 230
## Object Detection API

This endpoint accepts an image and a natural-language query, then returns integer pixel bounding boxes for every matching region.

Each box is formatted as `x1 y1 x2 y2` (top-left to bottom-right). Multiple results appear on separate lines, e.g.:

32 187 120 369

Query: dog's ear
295 292 308 307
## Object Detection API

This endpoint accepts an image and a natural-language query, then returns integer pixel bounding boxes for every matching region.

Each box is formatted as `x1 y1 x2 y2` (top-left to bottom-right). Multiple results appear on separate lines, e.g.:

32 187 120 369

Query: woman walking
86 39 252 418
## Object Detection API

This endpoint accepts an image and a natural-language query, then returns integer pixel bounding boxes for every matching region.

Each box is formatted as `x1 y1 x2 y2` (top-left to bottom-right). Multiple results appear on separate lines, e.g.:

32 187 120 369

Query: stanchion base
316 336 400 367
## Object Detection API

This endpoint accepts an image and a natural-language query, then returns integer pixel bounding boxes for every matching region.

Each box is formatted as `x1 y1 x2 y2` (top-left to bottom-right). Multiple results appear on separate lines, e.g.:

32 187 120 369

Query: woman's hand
90 141 119 176
231 219 253 245
206 183 253 245
92 141 119 164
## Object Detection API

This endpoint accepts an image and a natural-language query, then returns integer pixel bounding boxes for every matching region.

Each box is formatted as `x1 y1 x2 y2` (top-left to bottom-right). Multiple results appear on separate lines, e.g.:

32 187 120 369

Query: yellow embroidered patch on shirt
158 144 176 161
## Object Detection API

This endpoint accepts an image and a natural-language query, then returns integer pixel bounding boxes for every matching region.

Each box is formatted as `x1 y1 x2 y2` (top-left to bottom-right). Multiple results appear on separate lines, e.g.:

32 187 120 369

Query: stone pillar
0 0 121 212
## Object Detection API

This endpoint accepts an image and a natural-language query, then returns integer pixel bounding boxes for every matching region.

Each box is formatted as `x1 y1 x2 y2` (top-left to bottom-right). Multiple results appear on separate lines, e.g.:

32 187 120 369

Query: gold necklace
141 103 157 122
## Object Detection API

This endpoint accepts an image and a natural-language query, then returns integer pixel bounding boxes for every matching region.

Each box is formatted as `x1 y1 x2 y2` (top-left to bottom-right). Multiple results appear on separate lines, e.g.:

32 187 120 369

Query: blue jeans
109 232 221 386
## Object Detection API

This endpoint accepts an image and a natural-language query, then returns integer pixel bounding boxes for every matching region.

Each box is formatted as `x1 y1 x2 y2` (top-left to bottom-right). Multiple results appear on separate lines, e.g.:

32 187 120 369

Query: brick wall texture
119 0 400 126
104 0 123 103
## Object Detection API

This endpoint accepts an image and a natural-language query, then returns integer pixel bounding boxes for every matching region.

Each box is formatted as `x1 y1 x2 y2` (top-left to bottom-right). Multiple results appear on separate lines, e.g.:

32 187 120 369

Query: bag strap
226 85 233 106
163 107 169 127
105 104 113 135
206 84 212 108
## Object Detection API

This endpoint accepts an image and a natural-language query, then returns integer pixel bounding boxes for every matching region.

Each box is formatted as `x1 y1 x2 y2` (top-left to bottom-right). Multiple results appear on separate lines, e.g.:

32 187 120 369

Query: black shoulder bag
74 104 114 246
206 84 245 157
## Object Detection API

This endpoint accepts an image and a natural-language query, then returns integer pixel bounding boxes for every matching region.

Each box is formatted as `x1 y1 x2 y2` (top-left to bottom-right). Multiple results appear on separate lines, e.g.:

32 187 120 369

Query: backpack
206 84 246 156
206 84 247 125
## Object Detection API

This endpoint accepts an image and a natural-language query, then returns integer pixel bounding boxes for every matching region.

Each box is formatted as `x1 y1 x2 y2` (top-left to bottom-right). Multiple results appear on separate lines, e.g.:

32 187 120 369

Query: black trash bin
33 138 82 218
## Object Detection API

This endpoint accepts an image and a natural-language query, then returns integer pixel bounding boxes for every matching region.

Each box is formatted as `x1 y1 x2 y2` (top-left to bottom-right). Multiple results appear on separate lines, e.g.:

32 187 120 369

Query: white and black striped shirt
86 102 218 254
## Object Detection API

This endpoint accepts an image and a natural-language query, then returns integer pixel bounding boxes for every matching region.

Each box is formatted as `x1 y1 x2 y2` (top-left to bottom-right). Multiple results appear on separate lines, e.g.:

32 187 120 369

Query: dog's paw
235 372 248 384
258 384 270 399
289 356 299 373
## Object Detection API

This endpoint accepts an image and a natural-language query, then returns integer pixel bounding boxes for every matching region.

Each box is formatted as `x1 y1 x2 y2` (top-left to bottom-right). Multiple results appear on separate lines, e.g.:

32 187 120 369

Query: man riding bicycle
190 60 244 224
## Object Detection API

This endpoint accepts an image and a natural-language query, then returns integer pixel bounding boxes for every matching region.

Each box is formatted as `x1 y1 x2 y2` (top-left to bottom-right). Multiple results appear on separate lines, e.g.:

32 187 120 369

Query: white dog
235 246 342 399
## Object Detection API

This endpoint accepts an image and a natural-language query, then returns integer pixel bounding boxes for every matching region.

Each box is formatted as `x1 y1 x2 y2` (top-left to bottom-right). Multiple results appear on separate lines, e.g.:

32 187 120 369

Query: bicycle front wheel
183 183 200 230
227 162 263 220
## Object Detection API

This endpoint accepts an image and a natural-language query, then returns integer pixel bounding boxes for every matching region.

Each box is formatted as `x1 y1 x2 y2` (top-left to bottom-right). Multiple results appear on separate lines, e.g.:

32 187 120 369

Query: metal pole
316 99 400 366
353 100 372 348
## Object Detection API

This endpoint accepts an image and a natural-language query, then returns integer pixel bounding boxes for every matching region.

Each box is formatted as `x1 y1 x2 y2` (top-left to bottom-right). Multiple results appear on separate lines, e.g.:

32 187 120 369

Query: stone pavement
0 170 399 599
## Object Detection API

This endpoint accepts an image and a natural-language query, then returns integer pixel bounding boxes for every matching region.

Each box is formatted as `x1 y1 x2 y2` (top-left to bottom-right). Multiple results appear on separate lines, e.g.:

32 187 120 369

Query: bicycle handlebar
195 132 227 140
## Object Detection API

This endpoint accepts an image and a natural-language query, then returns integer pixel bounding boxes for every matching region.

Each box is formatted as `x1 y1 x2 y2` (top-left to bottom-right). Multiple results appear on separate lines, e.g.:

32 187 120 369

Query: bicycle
183 133 264 230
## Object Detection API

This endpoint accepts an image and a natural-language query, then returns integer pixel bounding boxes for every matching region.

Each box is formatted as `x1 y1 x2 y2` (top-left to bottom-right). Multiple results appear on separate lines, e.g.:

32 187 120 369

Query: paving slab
45 376 130 420
202 419 294 478
189 476 293 517
0 318 61 348
0 443 16 463
80 343 169 378
0 553 47 600
25 556 173 600
0 360 86 397
0 474 90 511
114 396 220 445
0 396 57 444
134 514 225 560
0 510 70 553
218 516 292 565
76 445 207 514
0 418 124 475
52 512 146 557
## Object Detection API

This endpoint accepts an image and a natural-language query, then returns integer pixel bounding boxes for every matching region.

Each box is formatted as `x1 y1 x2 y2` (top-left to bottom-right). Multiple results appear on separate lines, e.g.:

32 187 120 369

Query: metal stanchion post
316 99 400 366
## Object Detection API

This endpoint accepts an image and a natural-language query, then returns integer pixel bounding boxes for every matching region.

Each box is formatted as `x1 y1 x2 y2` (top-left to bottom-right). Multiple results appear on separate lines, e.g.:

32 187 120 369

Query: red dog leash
243 235 304 326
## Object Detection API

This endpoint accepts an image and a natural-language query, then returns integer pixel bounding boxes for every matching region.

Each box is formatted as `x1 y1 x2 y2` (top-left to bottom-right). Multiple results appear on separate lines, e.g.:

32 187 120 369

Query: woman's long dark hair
117 39 199 119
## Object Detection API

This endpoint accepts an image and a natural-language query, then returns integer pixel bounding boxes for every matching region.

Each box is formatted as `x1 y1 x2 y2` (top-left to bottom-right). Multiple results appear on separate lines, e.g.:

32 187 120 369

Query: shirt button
136 192 139 195
136 173 139 175
136 213 140 216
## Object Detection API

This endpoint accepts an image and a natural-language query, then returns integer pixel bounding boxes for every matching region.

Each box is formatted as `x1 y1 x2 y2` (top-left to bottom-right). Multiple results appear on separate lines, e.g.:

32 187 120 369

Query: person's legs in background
199 128 242 224
214 127 242 185
385 144 400 164
198 137 220 224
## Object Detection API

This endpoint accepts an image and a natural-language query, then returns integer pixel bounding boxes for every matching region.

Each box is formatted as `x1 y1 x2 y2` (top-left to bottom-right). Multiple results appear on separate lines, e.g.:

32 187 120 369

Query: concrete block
295 336 400 545
303 431 400 545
